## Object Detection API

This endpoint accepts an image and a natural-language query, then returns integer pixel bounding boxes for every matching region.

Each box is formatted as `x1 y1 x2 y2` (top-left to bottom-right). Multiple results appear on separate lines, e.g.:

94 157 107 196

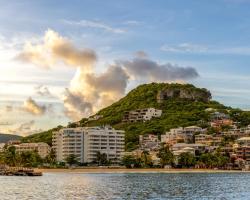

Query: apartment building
123 108 162 123
139 134 160 151
195 134 222 146
236 146 250 162
161 126 204 145
52 126 125 163
237 137 250 146
172 143 207 155
14 142 51 158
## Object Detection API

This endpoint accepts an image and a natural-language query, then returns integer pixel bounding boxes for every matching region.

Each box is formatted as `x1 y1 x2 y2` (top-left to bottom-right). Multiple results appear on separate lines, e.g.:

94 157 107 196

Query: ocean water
0 172 249 200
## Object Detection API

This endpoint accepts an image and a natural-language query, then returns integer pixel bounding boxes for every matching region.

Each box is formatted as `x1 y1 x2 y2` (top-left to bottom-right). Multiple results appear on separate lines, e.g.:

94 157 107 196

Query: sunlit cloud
16 29 199 120
23 97 47 115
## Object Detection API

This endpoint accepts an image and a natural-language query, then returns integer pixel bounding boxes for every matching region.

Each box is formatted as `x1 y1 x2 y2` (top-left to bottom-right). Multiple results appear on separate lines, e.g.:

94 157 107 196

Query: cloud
117 57 199 82
123 20 141 25
16 29 97 69
161 43 208 53
34 85 53 97
5 105 13 112
0 121 13 126
161 42 250 55
16 29 199 120
63 19 126 34
23 97 46 115
134 51 148 58
7 120 43 136
64 65 129 120
63 89 93 121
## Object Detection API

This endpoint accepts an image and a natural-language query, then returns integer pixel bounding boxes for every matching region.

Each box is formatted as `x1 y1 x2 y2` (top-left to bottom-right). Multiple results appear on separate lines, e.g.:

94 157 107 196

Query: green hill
0 133 22 143
22 83 250 150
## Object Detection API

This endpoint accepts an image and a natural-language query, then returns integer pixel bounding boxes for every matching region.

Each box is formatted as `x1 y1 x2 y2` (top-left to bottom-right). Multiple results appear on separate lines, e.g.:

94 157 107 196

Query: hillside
0 133 22 143
22 83 250 150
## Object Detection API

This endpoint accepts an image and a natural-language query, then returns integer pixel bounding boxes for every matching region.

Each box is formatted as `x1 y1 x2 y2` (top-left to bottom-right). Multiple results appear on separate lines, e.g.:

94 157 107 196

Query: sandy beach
38 168 249 174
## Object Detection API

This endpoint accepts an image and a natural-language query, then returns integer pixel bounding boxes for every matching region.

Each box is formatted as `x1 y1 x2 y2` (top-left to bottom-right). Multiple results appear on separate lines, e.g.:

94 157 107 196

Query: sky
1 0 250 136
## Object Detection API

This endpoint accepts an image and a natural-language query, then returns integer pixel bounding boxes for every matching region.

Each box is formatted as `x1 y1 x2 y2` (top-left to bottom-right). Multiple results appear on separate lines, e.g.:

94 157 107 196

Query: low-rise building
139 134 160 151
14 143 51 158
88 115 103 121
172 143 207 155
161 126 204 145
123 108 162 123
236 146 250 162
237 137 250 146
0 143 5 152
195 134 222 146
173 147 195 156
53 126 125 163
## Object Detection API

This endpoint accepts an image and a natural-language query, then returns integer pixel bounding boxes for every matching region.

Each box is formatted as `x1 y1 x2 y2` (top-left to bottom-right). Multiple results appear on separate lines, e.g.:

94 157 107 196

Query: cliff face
157 87 211 103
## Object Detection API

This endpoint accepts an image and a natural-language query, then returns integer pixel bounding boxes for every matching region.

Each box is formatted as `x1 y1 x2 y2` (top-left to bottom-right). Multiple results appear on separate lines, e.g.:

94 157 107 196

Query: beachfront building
122 108 162 123
52 126 125 163
14 143 51 158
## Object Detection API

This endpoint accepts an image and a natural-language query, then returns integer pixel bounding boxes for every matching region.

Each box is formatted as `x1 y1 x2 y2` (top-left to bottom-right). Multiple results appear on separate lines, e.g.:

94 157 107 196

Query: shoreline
37 168 249 174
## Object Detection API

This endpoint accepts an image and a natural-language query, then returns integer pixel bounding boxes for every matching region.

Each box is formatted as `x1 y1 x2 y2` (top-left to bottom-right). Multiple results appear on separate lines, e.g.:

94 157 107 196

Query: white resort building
52 126 125 163
123 108 162 123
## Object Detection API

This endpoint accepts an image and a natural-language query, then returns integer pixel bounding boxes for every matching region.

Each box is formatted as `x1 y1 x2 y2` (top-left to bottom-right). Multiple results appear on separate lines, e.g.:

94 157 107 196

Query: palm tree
95 151 108 166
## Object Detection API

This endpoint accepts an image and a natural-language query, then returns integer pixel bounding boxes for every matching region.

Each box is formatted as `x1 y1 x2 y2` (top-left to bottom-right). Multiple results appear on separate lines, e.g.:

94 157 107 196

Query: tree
178 152 196 168
65 154 78 166
141 150 152 168
122 155 136 168
198 152 229 169
44 149 56 165
4 146 18 166
19 151 42 167
95 151 108 166
157 145 175 168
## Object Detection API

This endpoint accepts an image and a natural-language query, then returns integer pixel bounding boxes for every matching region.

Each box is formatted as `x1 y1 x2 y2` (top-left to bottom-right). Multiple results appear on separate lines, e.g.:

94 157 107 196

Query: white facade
52 126 125 163
0 143 5 152
123 108 162 123
14 142 51 158
237 137 250 146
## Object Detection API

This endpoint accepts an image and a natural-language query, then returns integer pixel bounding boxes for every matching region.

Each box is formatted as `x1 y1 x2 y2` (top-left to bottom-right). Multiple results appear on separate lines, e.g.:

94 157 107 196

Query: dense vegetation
0 133 22 143
0 146 56 167
21 126 63 146
22 83 250 150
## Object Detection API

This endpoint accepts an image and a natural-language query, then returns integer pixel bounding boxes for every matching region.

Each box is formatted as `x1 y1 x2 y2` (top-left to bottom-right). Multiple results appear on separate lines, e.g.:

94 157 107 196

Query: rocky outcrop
157 87 211 103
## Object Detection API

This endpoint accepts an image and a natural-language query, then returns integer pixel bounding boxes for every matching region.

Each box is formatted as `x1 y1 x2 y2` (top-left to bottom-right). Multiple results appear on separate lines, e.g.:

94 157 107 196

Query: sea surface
0 172 249 200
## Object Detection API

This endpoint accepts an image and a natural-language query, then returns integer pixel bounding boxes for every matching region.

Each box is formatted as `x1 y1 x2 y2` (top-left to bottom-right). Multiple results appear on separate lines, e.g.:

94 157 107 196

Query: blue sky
1 0 250 135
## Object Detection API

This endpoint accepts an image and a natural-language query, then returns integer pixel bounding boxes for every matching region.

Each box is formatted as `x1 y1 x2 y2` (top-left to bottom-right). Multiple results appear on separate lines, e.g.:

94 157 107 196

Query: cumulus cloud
16 29 199 120
63 89 93 121
16 29 97 69
34 85 53 97
117 57 199 82
23 97 47 115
